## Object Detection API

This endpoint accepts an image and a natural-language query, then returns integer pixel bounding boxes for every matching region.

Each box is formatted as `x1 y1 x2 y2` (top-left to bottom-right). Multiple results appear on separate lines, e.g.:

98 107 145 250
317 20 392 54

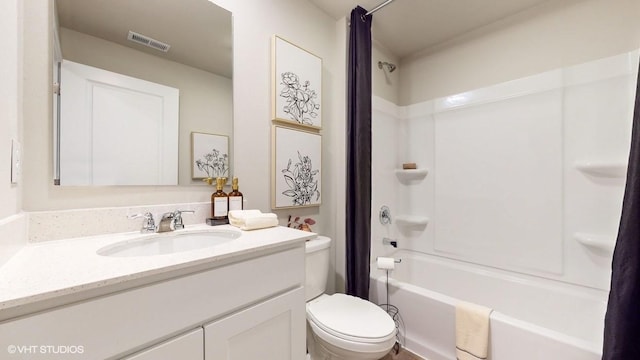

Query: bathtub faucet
383 237 397 248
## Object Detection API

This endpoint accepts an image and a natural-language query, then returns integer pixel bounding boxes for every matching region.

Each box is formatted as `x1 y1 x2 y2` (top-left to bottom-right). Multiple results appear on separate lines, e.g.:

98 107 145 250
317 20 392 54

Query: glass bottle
211 177 228 220
228 177 243 211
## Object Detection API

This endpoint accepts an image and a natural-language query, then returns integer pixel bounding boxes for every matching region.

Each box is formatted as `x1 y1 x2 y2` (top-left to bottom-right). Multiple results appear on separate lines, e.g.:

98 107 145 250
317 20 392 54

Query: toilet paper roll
377 257 395 270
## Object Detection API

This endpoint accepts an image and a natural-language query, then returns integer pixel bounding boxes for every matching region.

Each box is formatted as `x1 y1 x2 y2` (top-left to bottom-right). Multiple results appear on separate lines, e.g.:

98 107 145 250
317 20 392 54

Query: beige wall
372 40 400 104
0 0 27 266
399 0 640 106
0 0 21 220
59 27 233 186
213 0 347 291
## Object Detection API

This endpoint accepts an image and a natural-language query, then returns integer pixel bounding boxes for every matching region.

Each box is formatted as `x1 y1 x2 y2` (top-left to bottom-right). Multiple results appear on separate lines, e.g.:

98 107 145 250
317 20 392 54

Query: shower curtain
602 59 640 359
346 6 372 300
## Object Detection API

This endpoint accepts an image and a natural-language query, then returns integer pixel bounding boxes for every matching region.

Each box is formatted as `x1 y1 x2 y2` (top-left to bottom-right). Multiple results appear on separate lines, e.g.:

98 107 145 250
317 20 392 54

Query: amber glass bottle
211 177 228 220
228 177 243 211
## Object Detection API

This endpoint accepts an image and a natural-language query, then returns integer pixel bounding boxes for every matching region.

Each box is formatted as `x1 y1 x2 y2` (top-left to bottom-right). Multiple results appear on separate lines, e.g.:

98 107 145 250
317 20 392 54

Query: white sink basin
97 230 241 257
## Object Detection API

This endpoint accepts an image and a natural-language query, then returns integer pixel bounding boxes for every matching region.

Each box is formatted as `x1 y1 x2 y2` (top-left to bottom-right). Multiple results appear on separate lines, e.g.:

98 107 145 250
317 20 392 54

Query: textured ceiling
309 0 556 59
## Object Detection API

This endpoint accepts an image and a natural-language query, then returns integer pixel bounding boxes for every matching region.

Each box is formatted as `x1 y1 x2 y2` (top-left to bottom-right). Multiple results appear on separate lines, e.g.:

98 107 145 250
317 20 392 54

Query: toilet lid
307 294 396 342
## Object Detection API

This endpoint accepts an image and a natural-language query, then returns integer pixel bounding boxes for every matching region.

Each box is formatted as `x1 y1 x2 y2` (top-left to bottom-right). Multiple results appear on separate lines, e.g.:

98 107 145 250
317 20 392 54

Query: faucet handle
128 212 156 233
160 211 175 220
173 210 194 230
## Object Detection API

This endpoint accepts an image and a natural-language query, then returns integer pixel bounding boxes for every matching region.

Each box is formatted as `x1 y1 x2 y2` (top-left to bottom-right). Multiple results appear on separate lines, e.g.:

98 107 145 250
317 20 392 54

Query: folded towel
228 210 278 231
455 301 492 360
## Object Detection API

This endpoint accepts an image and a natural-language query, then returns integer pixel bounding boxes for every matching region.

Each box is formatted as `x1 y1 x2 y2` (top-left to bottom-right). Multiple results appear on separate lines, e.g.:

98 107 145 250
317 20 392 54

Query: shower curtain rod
365 0 396 16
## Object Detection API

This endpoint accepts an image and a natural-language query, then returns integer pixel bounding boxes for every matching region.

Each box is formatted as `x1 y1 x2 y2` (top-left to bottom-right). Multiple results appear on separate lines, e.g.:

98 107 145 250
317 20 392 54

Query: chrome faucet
158 210 195 232
172 210 195 230
383 237 398 248
128 212 156 233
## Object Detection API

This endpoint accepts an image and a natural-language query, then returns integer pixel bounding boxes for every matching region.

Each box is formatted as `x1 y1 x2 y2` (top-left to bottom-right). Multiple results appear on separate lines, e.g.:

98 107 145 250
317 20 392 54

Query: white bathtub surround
368 52 639 359
0 214 27 267
371 96 403 261
455 301 492 360
28 202 212 242
372 49 640 291
370 250 604 360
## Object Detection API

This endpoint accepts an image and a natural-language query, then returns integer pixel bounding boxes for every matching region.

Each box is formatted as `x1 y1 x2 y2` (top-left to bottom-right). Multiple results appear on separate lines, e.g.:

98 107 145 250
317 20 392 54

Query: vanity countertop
0 225 314 321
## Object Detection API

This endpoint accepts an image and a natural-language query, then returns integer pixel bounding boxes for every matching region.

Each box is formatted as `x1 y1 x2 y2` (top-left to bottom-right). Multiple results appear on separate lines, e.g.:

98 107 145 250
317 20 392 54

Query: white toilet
305 236 397 360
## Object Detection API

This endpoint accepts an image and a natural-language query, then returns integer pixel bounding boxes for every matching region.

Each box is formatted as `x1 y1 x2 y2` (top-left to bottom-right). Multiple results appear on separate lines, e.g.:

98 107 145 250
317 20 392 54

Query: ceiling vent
127 31 170 53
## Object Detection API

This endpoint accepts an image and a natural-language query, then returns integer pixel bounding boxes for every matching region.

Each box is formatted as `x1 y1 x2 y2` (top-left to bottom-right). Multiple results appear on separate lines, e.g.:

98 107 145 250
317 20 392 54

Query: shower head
378 61 397 73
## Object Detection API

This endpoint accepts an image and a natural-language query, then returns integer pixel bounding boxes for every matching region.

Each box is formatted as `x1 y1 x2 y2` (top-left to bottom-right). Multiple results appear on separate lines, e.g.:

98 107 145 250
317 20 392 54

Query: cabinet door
204 288 306 360
122 328 203 360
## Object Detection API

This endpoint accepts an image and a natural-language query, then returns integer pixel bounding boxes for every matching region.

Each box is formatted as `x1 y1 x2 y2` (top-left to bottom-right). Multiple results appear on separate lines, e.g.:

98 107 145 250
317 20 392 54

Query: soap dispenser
228 177 243 211
211 177 229 223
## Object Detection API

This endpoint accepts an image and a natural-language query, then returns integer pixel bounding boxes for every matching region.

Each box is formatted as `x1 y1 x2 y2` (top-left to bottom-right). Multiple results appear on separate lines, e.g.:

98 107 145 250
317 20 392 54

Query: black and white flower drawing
280 72 320 125
195 148 229 179
281 151 320 206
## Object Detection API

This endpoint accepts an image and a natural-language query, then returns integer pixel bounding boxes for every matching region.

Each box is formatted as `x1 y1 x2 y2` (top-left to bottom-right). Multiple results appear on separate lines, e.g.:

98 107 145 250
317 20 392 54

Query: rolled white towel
455 301 492 360
228 210 278 231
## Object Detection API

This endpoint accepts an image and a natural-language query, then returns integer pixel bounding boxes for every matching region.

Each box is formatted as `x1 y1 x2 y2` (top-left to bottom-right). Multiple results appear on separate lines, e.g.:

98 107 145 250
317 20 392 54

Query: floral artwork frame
272 125 322 209
272 35 322 129
191 132 230 181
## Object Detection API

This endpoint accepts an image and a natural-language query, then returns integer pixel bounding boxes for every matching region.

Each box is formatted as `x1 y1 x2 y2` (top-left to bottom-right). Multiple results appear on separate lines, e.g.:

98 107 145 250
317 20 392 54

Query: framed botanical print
272 35 322 129
191 132 230 181
272 125 322 209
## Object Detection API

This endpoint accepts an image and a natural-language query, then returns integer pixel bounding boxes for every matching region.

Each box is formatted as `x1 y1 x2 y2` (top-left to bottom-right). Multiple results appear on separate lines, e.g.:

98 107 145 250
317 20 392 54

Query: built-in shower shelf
394 169 429 181
575 162 627 178
574 232 615 253
396 215 429 228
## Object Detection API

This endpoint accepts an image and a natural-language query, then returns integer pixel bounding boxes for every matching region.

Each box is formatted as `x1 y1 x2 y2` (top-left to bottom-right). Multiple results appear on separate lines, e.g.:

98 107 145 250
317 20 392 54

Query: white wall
0 0 21 219
399 0 640 106
0 0 27 266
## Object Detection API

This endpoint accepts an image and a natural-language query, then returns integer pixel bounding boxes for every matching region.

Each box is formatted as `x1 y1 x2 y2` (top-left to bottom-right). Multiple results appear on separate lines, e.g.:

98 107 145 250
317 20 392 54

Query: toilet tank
305 236 332 301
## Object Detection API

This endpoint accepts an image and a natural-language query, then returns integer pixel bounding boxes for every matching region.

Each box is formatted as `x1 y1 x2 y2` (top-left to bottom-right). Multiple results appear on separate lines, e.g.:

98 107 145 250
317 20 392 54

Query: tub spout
383 238 397 248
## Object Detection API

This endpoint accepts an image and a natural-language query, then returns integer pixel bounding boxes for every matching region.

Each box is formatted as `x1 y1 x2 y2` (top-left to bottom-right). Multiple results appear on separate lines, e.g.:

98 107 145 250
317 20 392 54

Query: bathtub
369 250 606 360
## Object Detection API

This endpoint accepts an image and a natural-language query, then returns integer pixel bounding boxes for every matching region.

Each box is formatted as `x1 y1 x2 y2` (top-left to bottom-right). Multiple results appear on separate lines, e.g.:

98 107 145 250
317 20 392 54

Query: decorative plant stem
287 215 316 232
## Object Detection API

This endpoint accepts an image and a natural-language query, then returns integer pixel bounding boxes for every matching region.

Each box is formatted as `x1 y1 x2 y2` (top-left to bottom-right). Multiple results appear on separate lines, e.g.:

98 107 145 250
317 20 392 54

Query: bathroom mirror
53 0 233 186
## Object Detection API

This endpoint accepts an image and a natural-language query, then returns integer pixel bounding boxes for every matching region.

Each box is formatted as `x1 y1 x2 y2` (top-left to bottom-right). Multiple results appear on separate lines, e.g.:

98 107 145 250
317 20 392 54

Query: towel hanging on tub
455 301 493 360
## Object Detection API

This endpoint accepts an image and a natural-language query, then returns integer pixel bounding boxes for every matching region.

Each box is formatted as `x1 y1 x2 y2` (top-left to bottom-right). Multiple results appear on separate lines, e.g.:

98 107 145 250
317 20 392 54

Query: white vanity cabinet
204 287 305 360
122 328 203 360
0 244 306 360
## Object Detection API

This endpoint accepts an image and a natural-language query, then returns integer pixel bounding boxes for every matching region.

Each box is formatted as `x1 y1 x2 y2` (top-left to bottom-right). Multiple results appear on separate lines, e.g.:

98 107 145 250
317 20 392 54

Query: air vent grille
127 31 170 52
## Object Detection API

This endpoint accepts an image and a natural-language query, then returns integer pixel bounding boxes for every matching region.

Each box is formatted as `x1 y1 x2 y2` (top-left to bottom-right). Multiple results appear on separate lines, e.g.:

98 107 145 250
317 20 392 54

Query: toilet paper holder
376 256 402 264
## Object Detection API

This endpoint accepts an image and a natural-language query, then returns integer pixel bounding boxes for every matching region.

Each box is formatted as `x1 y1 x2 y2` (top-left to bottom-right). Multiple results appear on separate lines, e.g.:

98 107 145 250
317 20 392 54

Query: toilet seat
307 293 396 351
